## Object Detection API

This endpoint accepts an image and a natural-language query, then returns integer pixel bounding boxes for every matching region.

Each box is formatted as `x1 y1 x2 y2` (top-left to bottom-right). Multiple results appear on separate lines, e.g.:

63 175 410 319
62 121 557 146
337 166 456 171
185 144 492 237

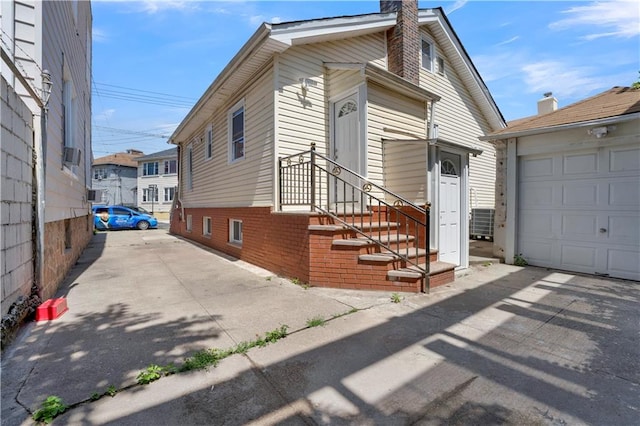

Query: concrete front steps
308 218 456 293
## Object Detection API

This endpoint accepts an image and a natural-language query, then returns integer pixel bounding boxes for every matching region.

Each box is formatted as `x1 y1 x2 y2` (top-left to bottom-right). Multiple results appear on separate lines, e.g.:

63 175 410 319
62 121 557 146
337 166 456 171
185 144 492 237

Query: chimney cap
543 92 553 98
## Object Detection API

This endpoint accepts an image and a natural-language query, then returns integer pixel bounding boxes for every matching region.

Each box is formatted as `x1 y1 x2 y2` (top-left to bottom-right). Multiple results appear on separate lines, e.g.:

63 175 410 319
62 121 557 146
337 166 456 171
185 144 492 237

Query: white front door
332 93 360 203
439 152 461 265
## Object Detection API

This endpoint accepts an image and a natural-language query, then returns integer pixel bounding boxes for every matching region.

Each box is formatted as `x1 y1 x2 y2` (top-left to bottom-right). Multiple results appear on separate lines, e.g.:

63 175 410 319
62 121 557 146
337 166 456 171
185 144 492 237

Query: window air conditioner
63 146 82 166
87 189 102 202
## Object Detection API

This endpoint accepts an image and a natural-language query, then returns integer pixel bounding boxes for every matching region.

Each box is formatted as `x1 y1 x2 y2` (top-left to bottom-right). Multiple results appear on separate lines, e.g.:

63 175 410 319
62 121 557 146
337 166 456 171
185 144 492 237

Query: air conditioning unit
63 146 81 166
87 189 102 202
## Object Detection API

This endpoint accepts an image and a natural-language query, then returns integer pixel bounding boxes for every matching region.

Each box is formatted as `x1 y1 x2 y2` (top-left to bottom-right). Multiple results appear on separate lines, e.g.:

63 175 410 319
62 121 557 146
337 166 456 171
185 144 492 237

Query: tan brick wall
41 215 93 300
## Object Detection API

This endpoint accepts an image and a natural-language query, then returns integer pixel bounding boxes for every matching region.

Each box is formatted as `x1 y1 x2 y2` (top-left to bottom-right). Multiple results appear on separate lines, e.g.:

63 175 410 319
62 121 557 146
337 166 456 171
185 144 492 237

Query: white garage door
518 144 640 281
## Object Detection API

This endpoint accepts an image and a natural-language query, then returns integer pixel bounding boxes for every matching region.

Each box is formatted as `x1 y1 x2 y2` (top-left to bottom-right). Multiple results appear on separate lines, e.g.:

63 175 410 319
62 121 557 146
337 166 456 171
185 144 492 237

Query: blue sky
91 0 640 157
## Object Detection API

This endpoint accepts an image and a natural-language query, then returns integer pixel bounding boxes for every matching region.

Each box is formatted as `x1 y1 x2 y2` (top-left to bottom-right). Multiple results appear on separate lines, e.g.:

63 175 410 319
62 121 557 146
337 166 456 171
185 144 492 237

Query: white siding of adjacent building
137 158 179 214
180 64 275 208
419 27 496 209
41 1 92 222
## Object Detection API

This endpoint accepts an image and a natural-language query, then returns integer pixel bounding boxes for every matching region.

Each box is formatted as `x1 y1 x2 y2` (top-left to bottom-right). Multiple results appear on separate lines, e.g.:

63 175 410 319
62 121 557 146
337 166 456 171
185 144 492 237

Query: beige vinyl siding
419 28 496 209
327 69 365 100
367 83 428 202
181 64 275 208
41 1 92 222
277 33 387 159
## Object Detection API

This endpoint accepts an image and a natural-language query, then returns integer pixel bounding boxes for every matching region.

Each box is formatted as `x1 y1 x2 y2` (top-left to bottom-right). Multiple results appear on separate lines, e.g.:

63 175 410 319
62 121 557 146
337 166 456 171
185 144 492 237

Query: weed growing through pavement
513 253 528 267
90 392 100 401
306 316 326 328
32 395 68 424
390 293 402 303
136 364 176 385
106 385 117 397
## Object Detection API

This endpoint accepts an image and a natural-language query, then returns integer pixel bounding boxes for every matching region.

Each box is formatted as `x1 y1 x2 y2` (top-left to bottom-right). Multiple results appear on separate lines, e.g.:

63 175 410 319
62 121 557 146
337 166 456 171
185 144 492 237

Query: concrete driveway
2 227 638 425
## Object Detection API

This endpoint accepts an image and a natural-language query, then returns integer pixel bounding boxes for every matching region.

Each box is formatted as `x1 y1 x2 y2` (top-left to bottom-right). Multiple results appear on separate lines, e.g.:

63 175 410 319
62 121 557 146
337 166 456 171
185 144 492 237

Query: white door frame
432 147 470 269
329 85 367 177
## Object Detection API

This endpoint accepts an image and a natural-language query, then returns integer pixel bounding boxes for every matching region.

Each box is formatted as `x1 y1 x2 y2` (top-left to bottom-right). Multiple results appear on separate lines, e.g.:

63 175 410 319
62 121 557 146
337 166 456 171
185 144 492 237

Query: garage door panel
610 147 640 172
562 183 598 206
564 152 598 175
609 180 640 207
519 240 554 265
520 212 553 236
607 249 640 280
561 214 597 239
520 183 553 207
522 157 553 178
608 215 640 244
560 244 597 269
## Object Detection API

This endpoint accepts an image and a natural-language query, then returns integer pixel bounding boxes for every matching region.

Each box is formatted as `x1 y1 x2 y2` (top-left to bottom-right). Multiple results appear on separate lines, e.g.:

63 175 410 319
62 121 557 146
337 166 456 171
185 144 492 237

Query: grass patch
390 293 402 303
306 316 326 328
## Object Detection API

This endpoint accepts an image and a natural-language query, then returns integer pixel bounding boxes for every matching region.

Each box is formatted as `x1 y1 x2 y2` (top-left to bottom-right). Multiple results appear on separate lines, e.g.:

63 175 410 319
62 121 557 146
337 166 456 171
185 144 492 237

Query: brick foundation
42 215 93 300
170 207 451 293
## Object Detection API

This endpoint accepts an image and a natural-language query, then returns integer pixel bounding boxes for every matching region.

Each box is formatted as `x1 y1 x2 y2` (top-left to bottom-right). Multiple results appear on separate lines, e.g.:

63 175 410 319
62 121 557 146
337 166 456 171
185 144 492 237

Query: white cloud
521 61 615 98
495 36 519 46
95 108 116 121
446 0 468 15
92 28 109 43
249 15 282 26
550 1 640 39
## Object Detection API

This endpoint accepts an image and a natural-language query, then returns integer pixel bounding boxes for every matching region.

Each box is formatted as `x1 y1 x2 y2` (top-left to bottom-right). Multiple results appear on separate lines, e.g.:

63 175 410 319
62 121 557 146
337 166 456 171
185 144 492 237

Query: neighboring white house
483 87 640 281
169 1 505 292
1 1 93 333
92 149 144 207
136 147 178 220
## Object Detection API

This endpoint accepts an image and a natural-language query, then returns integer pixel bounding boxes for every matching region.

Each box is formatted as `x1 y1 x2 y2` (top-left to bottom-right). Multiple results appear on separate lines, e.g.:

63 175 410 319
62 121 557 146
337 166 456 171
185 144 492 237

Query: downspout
35 71 51 300
423 98 437 293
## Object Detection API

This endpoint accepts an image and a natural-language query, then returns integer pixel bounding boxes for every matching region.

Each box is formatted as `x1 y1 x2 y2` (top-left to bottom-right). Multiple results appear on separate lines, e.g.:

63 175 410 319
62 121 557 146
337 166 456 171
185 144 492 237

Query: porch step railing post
310 143 316 212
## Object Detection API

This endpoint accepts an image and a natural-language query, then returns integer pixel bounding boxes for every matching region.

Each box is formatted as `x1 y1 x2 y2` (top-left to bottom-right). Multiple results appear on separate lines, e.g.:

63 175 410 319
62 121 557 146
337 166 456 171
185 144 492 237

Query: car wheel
137 221 150 230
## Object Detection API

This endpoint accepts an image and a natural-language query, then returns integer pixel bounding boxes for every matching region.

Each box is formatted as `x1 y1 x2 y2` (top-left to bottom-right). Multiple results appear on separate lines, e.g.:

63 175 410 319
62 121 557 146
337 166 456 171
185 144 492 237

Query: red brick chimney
381 0 420 85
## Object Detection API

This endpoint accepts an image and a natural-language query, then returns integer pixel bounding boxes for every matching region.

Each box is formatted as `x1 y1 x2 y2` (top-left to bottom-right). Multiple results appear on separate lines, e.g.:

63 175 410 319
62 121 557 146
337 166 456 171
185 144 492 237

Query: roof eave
480 112 640 141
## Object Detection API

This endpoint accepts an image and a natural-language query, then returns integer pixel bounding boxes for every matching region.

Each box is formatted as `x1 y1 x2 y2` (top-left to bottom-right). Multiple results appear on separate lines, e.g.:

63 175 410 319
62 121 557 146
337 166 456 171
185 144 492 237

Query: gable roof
93 151 144 168
135 147 178 162
483 86 640 140
170 7 505 143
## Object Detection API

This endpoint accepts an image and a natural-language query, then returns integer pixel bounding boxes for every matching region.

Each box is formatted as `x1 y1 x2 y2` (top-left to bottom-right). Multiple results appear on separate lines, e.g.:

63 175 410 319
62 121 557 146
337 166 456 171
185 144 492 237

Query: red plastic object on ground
35 298 68 321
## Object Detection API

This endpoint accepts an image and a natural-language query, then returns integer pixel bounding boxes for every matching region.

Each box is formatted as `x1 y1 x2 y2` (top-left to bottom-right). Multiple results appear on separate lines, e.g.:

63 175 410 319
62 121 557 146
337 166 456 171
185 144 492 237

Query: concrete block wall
492 139 507 259
1 76 35 316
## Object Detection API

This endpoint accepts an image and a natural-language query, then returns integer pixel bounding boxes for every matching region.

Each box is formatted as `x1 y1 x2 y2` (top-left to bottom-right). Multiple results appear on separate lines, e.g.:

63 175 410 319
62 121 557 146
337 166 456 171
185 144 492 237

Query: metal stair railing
279 144 431 292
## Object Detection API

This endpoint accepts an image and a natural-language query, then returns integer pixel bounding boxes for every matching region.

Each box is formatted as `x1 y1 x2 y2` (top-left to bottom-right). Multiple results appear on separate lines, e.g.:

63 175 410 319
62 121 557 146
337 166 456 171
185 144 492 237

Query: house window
205 124 213 160
437 56 445 75
229 219 242 244
164 187 175 202
186 214 193 232
421 38 433 72
164 159 177 174
142 187 158 202
143 162 159 176
94 168 108 179
203 217 212 236
228 101 245 162
186 143 193 190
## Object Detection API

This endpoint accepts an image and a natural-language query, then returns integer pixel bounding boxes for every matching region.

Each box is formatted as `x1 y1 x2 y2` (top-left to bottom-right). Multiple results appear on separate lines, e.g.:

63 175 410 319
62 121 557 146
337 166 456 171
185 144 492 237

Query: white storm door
332 94 360 203
439 154 461 265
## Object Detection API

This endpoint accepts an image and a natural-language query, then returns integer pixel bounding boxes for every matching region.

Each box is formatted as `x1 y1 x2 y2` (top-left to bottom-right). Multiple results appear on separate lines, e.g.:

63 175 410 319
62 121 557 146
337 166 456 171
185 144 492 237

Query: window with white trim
94 168 108 179
229 219 242 244
186 214 193 232
143 162 159 176
164 159 177 174
228 101 245 162
203 217 212 237
186 143 193 190
205 124 213 160
437 56 445 75
164 187 175 202
421 38 434 72
142 187 158 202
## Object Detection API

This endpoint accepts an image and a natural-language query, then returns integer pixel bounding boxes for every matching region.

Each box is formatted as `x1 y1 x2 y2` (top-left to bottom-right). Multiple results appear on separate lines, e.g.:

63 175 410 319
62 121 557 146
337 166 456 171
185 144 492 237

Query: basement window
186 215 192 232
203 217 212 237
229 219 243 245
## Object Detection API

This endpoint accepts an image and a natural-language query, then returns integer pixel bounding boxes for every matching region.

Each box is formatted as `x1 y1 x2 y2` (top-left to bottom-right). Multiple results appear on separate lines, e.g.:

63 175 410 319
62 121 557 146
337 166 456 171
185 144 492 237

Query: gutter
480 112 640 141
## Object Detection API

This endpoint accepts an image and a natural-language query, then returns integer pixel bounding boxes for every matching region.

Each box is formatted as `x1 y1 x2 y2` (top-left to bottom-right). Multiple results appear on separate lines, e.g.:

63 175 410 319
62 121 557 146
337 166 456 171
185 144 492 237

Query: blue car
93 205 158 231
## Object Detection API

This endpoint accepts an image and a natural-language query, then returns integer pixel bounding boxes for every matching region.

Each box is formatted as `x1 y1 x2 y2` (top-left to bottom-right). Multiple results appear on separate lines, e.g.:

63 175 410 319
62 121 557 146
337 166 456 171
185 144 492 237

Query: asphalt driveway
1 227 638 425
